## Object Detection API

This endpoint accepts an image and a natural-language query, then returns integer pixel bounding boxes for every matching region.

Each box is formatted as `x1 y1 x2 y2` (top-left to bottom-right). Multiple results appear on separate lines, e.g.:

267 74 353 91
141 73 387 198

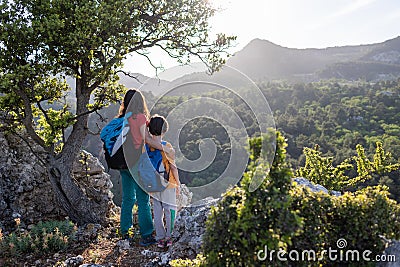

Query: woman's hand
141 124 163 150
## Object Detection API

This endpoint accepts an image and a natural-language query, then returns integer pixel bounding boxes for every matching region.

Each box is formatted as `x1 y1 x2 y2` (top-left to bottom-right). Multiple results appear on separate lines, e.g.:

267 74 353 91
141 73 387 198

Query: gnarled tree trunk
47 155 100 225
46 81 102 225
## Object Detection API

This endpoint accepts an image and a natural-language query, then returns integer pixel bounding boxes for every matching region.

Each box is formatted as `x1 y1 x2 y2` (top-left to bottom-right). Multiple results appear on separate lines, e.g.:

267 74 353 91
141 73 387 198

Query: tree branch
116 70 144 83
37 100 56 132
15 87 47 148
129 36 171 54
134 50 164 78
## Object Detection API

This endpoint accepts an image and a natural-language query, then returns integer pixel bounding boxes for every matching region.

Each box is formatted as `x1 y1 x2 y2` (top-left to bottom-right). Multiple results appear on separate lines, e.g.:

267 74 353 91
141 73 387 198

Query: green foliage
350 142 400 186
203 131 400 266
0 219 76 256
169 254 206 267
296 145 353 191
0 0 234 151
203 131 302 266
290 185 400 266
296 142 400 191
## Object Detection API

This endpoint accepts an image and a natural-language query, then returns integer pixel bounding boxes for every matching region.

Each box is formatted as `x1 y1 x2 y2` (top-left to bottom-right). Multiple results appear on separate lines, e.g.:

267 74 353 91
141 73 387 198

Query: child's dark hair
148 115 168 136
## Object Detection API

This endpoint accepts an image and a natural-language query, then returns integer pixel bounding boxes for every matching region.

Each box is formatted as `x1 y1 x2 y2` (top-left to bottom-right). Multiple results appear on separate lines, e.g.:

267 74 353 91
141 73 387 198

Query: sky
123 0 400 78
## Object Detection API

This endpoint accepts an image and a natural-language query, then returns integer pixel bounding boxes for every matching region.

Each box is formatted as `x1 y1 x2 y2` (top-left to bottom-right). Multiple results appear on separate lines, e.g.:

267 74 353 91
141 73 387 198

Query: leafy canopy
0 0 235 153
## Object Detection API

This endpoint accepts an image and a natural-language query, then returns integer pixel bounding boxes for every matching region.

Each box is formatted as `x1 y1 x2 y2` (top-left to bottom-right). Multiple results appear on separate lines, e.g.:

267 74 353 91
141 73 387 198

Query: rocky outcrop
72 150 118 224
176 184 193 211
0 131 117 232
0 132 62 232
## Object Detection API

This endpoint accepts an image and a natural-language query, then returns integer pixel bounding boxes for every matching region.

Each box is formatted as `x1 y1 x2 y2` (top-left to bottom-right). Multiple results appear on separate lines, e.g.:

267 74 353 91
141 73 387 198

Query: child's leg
162 188 177 238
152 192 166 241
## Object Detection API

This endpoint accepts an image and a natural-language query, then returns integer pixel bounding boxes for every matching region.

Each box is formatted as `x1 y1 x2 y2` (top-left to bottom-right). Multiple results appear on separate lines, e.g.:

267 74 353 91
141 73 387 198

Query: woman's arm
139 124 174 154
140 124 163 150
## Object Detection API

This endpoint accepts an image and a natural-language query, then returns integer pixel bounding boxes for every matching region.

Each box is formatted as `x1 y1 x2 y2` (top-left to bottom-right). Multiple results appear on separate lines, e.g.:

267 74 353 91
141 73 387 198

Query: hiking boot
165 238 172 247
139 235 156 247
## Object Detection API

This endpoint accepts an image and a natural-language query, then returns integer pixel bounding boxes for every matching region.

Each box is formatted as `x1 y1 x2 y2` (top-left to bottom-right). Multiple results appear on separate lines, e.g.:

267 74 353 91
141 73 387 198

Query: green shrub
296 142 400 191
0 219 76 256
203 131 400 266
290 185 400 266
203 131 302 266
296 145 352 191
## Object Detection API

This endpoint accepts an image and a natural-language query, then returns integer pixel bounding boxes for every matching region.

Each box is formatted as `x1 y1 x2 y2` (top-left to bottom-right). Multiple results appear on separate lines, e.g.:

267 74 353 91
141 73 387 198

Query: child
146 115 181 248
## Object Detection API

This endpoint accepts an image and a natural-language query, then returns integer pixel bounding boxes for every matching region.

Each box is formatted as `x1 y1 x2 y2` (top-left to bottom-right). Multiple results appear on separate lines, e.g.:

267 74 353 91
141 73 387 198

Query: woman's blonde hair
118 89 149 118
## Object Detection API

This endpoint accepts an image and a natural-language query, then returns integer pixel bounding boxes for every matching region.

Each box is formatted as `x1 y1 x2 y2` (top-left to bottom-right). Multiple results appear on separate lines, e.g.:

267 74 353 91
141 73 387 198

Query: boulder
0 131 62 232
146 197 219 266
0 131 117 232
73 150 118 224
293 177 342 196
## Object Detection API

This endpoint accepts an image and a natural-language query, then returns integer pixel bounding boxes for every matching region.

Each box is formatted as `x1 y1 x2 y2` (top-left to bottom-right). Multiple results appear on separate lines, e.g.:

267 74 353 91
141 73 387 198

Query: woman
118 89 167 246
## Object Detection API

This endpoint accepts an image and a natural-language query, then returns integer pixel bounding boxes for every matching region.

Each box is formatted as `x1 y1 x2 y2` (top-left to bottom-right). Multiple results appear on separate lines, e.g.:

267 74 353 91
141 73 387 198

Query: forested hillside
83 79 400 202
150 79 400 199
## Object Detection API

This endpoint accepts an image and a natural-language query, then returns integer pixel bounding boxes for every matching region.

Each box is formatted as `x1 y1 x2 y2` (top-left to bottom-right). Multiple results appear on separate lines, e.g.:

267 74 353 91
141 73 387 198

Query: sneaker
165 238 172 247
157 239 166 248
139 235 156 247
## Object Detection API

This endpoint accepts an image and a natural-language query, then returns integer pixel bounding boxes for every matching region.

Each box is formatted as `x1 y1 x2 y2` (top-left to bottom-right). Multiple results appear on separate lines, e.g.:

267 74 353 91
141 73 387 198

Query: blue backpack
100 112 140 170
137 142 170 192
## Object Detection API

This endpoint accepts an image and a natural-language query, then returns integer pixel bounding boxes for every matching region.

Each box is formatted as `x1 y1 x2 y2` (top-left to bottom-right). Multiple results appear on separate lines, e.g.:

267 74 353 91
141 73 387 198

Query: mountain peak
227 36 400 81
245 38 282 49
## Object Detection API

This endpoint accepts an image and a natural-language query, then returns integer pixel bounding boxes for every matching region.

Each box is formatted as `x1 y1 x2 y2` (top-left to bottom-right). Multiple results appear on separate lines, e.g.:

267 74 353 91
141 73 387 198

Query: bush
202 131 400 266
0 219 76 256
296 142 400 191
203 131 302 266
290 185 400 266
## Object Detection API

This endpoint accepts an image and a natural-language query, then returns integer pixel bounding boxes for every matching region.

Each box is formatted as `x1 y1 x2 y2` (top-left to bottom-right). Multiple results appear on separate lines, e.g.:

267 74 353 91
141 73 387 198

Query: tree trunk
47 154 100 225
45 79 102 225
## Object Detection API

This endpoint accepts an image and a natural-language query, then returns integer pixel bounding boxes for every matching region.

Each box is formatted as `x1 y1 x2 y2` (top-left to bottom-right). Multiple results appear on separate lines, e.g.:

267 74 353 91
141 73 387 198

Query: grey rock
176 184 193 211
75 223 102 242
146 197 219 266
116 239 131 252
293 177 342 196
377 239 400 267
0 131 117 232
65 255 84 267
141 249 161 258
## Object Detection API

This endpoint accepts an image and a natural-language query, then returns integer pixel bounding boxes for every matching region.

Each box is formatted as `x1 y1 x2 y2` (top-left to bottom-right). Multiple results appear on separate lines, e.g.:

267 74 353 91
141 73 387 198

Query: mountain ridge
226 36 400 82
118 36 400 95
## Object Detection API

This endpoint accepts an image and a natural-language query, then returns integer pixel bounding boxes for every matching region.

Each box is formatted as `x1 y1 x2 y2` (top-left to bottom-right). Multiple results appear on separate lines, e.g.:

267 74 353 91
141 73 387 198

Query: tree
0 0 235 225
